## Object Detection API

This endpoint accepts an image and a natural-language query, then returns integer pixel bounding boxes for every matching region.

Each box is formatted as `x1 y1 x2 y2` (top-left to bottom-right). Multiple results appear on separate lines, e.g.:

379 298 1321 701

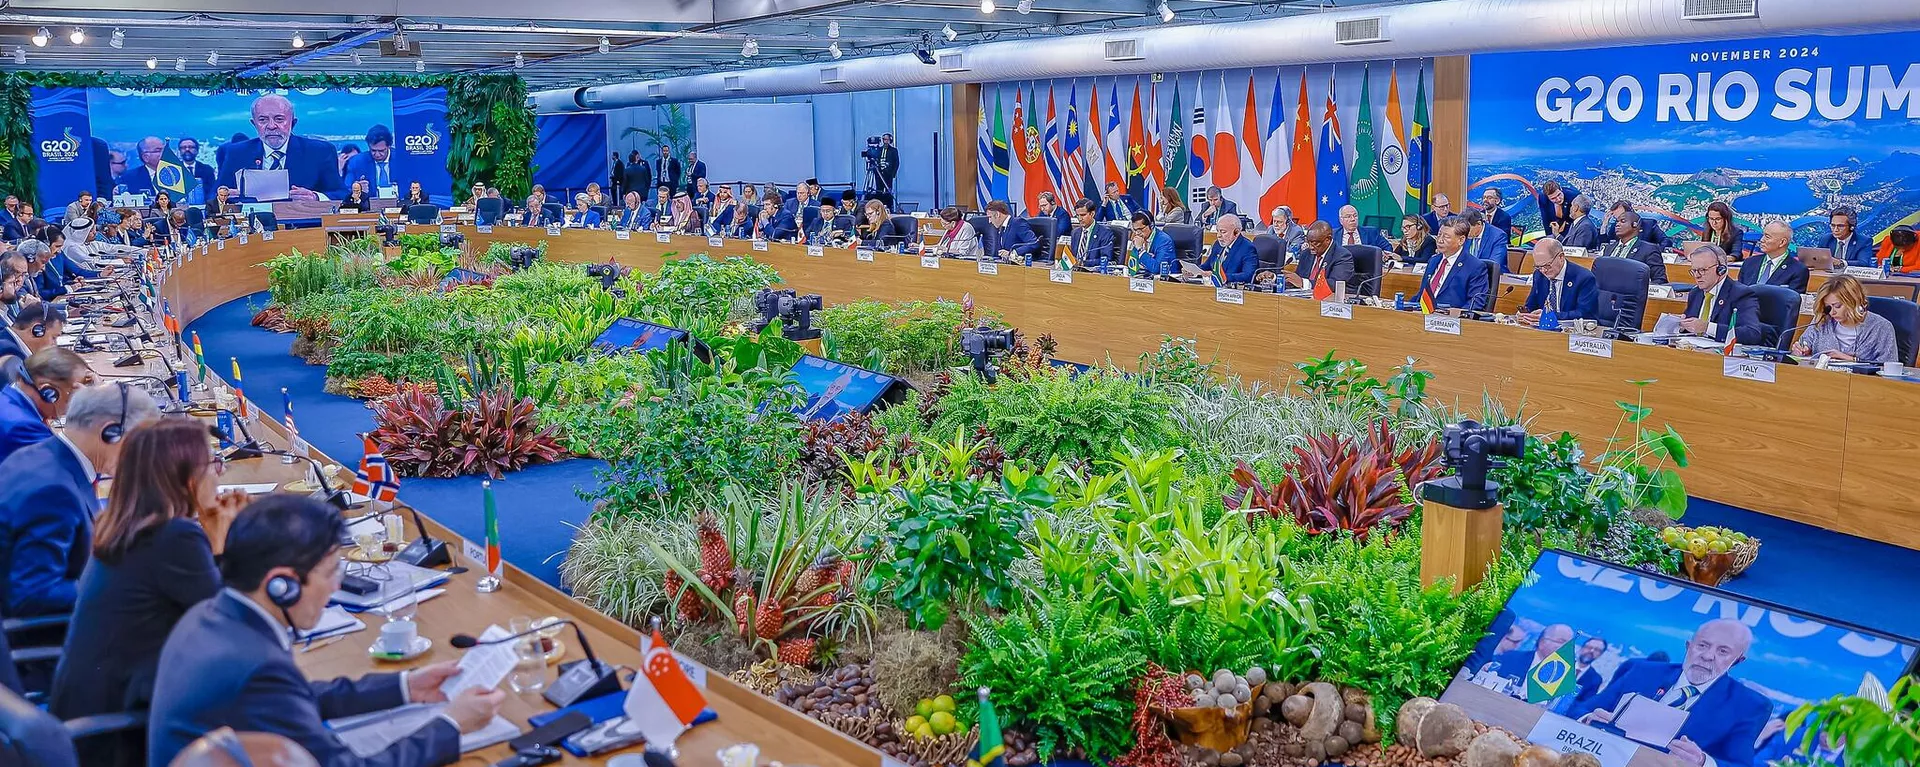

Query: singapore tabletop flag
626 628 711 748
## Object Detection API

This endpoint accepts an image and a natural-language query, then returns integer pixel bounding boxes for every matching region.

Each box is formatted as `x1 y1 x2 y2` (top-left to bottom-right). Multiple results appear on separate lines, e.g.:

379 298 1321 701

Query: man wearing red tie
1336 204 1392 250
1287 221 1352 302
1418 217 1491 315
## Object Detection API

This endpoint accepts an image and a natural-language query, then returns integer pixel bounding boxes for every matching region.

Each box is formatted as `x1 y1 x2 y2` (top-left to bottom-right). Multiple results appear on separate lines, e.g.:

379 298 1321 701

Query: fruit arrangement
1660 524 1760 585
903 695 962 740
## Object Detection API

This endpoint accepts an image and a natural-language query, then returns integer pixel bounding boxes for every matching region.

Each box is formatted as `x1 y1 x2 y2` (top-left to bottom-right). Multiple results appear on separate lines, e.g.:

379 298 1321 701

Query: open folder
329 704 519 757
238 169 292 202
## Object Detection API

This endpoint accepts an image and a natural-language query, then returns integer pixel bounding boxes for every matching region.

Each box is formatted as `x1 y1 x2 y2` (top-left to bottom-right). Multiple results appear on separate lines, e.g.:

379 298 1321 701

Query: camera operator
865 134 899 196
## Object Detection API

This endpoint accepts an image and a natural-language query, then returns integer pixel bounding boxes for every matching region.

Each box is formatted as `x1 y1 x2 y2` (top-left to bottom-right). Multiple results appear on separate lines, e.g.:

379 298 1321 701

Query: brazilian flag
967 689 1005 767
1526 640 1582 703
152 142 199 201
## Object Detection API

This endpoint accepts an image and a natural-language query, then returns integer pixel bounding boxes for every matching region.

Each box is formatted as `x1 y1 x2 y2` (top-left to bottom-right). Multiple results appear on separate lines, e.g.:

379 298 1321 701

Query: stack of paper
328 704 519 757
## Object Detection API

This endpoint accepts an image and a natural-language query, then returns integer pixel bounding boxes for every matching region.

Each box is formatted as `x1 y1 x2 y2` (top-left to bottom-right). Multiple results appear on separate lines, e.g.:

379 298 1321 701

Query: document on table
1650 313 1686 338
440 624 515 698
1614 693 1689 747
304 606 367 643
329 703 519 757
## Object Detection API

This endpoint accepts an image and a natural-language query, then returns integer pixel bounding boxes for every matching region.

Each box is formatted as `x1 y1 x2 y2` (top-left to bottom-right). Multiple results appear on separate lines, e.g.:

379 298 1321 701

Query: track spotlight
68 27 85 45
913 31 936 65
598 36 611 54
980 0 996 12
416 59 426 72
828 42 842 59
11 47 24 65
1016 0 1034 13
943 23 959 41
828 20 841 39
513 51 525 68
110 28 125 49
1157 1 1174 22
393 28 409 51
742 37 759 57
175 56 186 72
351 50 362 65
146 56 157 69
31 28 49 47
291 31 306 48
207 50 219 65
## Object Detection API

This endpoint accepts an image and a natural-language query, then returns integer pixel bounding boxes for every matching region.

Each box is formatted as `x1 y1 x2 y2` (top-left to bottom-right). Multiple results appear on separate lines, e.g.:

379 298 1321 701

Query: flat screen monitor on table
589 318 698 358
1441 549 1915 767
787 354 912 423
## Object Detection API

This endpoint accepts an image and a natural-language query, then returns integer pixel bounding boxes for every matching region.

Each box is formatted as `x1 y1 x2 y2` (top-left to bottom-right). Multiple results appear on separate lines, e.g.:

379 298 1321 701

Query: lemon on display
932 694 956 713
915 699 934 718
914 723 934 739
930 711 958 735
1709 539 1731 554
905 715 928 734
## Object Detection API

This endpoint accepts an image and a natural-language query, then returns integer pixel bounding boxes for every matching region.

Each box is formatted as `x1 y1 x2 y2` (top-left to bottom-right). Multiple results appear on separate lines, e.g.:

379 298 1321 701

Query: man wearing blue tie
1097 182 1138 222
1819 207 1876 268
1517 238 1599 326
341 125 395 196
1569 618 1770 767
983 201 1040 264
1420 217 1492 314
1198 214 1258 286
1126 213 1179 277
1737 222 1810 294
1062 199 1116 271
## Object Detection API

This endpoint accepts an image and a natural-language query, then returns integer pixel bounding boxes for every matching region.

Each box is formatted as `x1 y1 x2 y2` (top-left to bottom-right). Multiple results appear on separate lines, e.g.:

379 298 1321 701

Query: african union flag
153 142 200 200
1525 639 1581 703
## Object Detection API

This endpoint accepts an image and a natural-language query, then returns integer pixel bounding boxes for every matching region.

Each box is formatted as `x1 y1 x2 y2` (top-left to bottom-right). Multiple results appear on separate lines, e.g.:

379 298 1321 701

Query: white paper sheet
440 624 515 698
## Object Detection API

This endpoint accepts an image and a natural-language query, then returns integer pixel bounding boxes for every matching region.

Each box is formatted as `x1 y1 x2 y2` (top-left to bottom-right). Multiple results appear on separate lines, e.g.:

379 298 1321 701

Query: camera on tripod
860 135 884 161
750 288 824 341
585 262 625 293
1424 419 1528 509
507 246 541 271
959 325 1017 383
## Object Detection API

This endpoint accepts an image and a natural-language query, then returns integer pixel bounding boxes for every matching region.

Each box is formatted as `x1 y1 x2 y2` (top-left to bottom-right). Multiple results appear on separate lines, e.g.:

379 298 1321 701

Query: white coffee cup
379 619 418 654
1883 361 1904 377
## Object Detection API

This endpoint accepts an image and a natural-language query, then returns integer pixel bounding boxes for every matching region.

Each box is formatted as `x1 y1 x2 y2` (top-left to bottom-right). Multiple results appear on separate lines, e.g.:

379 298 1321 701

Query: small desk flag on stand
626 626 711 750
350 435 400 503
476 480 503 592
968 688 1006 767
1722 310 1739 356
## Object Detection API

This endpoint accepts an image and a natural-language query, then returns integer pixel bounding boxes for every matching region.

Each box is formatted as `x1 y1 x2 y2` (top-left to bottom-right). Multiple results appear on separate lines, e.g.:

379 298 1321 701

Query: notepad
329 703 519 757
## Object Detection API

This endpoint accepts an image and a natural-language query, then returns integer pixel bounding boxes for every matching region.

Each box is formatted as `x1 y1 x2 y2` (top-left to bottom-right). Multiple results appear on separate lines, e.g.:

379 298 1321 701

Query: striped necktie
1673 685 1701 709
267 150 284 171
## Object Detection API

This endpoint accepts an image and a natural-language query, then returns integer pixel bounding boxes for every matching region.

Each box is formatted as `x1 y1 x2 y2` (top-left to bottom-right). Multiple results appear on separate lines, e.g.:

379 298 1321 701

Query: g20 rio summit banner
1468 31 1920 244
31 86 453 218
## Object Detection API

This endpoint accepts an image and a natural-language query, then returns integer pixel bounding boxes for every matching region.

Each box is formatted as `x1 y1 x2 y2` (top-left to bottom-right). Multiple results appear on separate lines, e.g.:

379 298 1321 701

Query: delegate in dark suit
0 437 95 617
1337 226 1393 252
985 217 1041 263
1684 278 1764 345
1562 215 1602 251
1818 230 1876 268
51 517 219 766
215 136 345 200
341 153 398 194
651 155 683 194
625 164 653 205
1420 252 1491 311
148 591 459 767
1043 207 1071 239
1097 196 1139 223
756 210 798 242
1599 238 1669 284
1294 245 1355 292
0 209 23 241
784 201 821 237
1462 231 1509 273
1567 659 1769 767
1521 260 1600 321
1485 206 1513 239
1129 230 1179 277
1062 224 1117 270
0 384 52 466
1200 236 1259 285
684 160 707 195
1195 200 1239 228
1737 252 1810 294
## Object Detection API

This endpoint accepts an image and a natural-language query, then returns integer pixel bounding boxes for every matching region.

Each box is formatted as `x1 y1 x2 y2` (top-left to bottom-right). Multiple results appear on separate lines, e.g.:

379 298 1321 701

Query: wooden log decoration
1419 480 1505 596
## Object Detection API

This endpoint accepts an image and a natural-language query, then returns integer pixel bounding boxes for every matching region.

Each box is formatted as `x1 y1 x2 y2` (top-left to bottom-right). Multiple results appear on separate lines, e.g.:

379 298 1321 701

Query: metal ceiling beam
2 0 714 25
235 27 392 76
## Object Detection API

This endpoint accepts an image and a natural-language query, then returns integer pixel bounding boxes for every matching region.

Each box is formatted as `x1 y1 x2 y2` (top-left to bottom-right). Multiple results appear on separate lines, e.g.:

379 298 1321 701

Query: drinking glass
509 616 547 694
378 570 417 623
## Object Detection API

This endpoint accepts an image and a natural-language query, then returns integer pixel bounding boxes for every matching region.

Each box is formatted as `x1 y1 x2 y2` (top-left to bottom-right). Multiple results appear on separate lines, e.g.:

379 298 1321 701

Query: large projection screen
693 102 817 187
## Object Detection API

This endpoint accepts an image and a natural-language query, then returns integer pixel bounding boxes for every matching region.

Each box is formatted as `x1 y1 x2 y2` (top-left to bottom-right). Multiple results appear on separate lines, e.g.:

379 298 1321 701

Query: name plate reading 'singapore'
1723 356 1776 383
1129 278 1155 294
921 256 942 269
1569 335 1614 358
656 232 673 244
614 229 630 241
1424 314 1462 335
1215 288 1244 305
1524 713 1637 767
856 249 875 262
1319 301 1352 320
806 245 825 257
708 236 725 248
752 240 770 252
978 261 999 275
1050 269 1073 284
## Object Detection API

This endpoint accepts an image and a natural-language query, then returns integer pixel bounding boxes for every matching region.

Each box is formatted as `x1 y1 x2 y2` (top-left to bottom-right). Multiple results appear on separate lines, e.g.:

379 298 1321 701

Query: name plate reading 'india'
752 240 769 252
1050 269 1073 284
921 256 942 269
1215 288 1244 305
1424 315 1462 335
1524 713 1637 767
978 261 999 275
708 236 725 248
1319 302 1352 320
1724 357 1776 383
856 249 875 262
1569 335 1613 358
615 230 630 240
806 245 824 257
1129 278 1155 294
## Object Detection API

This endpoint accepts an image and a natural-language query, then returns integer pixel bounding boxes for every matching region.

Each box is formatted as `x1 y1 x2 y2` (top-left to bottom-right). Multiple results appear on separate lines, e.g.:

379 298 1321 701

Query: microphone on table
92 371 186 412
250 445 354 511
210 407 265 460
450 619 623 708
394 502 452 568
1348 270 1386 303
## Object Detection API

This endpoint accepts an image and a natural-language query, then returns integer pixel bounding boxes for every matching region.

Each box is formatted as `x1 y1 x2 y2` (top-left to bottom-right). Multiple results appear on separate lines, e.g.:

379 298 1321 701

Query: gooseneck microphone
451 619 622 708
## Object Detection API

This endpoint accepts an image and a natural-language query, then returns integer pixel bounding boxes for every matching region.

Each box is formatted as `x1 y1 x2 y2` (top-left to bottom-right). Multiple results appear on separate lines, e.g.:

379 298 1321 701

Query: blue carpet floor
187 293 1920 639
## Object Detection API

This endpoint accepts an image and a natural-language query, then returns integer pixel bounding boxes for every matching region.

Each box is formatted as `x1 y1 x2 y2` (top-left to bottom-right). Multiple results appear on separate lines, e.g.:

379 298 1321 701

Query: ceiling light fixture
109 28 125 49
31 28 49 47
598 36 611 54
1158 1 1175 22
174 56 186 71
828 21 841 39
980 0 996 13
1017 0 1034 13
943 23 958 41
351 50 362 65
416 59 425 72
513 51 525 68
68 27 85 45
828 41 843 59
291 31 306 48
146 56 157 69
207 50 219 65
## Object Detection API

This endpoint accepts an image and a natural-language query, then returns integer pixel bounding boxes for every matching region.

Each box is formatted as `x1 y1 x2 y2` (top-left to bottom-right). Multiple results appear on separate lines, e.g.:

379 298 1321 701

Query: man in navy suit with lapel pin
1818 206 1876 268
1194 186 1239 228
752 197 797 242
1479 187 1513 240
684 150 708 196
784 182 822 238
1599 211 1670 285
652 145 683 196
983 201 1040 264
215 94 345 201
1096 182 1138 223
1035 192 1070 238
341 125 397 196
1126 212 1179 277
1197 214 1258 286
1561 194 1603 251
1737 222 1810 294
1420 193 1454 235
1287 221 1353 301
1679 244 1763 345
1569 618 1771 767
1 382 158 618
1419 216 1491 314
1061 199 1116 271
1517 238 1599 325
1335 204 1392 251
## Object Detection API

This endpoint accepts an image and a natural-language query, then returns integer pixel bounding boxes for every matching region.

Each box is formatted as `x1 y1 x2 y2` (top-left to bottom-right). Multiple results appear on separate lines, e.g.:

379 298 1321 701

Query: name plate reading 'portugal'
1129 278 1155 294
1424 315 1462 335
1319 302 1352 320
978 261 999 275
1215 288 1244 305
1568 335 1613 358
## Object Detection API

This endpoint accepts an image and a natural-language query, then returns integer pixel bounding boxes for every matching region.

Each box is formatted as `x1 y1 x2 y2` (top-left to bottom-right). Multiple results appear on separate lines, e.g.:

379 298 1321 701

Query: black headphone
265 573 302 608
29 318 47 338
100 381 130 444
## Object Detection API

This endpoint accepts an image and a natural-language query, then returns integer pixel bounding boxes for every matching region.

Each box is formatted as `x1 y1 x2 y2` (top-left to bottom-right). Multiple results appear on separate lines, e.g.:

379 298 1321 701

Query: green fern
960 593 1144 763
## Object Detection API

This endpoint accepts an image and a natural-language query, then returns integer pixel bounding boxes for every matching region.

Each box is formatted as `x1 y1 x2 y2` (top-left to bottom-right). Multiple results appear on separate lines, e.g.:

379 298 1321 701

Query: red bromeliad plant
1224 419 1444 538
370 385 563 479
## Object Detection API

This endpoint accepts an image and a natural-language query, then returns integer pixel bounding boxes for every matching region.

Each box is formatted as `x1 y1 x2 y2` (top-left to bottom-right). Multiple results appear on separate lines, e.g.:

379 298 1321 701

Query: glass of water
508 616 547 694
378 571 417 623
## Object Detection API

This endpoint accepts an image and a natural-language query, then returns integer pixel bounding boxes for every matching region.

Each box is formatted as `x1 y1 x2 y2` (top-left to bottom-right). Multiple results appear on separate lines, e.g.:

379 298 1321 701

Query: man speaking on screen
1568 618 1770 767
216 93 344 201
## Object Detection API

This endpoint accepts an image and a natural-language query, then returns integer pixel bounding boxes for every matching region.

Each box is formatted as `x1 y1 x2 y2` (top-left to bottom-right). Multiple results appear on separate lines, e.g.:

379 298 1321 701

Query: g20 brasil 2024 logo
40 128 82 163
403 123 442 156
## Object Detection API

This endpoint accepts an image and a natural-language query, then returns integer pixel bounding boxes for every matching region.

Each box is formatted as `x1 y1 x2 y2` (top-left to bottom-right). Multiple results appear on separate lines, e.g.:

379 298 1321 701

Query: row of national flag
975 64 1433 228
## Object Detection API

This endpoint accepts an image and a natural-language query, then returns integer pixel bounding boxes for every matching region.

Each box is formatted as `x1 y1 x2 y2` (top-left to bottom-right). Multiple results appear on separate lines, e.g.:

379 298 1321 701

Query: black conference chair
967 216 991 242
474 197 505 226
1593 256 1652 334
182 207 204 232
406 204 441 225
589 205 609 225
248 211 277 233
1346 245 1384 298
885 215 919 251
1165 224 1202 263
1026 217 1059 265
540 202 566 226
1750 284 1799 349
1480 257 1503 311
1251 234 1284 272
1868 296 1920 366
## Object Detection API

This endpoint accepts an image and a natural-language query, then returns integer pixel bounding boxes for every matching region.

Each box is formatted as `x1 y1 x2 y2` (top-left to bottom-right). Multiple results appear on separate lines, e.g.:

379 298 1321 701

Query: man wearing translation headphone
149 495 507 767
0 381 158 617
0 349 91 470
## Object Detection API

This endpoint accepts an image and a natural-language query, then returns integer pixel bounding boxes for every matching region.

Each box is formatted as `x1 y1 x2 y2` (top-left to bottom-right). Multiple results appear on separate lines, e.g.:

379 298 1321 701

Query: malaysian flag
1062 83 1097 203
351 434 400 502
282 387 309 458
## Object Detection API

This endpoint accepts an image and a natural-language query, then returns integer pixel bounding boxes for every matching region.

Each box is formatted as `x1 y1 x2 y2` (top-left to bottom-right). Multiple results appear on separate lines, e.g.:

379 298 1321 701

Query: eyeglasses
1687 266 1717 276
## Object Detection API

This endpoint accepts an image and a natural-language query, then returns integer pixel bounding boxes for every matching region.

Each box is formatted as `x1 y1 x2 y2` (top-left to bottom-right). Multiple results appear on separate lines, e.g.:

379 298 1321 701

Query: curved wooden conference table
165 224 1920 553
156 234 879 767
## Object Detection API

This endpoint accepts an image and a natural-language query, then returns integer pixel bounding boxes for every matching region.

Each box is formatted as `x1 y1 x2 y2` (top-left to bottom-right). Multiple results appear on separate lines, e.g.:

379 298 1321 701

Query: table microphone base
543 659 622 709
